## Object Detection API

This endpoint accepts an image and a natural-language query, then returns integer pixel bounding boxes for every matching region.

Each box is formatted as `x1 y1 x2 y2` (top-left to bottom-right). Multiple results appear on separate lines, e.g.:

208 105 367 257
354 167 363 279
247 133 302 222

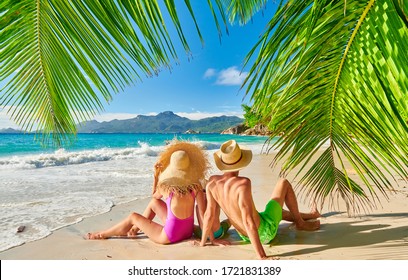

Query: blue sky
0 2 277 129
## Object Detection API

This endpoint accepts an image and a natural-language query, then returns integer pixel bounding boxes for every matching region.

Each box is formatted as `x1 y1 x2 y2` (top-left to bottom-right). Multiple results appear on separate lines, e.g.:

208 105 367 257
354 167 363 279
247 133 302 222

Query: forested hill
76 111 244 133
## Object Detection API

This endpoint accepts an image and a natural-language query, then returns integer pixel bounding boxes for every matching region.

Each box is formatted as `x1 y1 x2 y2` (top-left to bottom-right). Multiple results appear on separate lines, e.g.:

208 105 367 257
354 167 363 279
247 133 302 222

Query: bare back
206 173 260 237
168 192 195 219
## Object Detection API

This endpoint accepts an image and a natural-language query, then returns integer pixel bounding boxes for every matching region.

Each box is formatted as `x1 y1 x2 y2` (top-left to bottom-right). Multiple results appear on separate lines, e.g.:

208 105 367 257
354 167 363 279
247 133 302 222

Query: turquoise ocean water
0 133 270 252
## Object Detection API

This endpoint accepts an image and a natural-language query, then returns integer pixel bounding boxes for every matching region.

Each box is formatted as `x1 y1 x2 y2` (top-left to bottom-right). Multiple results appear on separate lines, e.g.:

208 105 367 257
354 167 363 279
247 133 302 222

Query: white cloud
203 68 217 79
94 111 243 122
216 66 248 86
203 66 248 86
176 111 243 120
0 106 19 129
93 112 139 122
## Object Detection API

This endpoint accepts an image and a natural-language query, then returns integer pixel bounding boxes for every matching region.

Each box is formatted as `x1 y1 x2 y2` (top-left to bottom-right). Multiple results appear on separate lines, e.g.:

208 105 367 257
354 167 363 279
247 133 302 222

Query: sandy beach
1 152 407 261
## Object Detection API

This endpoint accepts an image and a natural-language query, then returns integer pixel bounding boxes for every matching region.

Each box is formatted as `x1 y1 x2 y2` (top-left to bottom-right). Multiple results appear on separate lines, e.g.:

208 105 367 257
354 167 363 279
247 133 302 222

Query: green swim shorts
239 199 282 244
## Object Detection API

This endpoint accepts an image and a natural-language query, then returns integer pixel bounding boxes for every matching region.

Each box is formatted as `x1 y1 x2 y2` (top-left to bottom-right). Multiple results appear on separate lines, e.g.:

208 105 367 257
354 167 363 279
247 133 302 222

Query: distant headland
0 111 273 135
76 111 243 134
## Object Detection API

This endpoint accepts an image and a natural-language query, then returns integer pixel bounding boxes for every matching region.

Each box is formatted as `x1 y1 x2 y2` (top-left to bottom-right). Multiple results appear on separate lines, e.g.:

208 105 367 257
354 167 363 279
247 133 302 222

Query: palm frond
0 0 228 146
221 0 269 25
244 0 408 212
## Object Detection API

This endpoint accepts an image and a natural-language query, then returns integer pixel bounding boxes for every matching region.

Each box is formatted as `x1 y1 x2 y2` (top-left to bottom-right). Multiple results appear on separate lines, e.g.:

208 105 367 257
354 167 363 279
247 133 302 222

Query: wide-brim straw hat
214 140 252 172
157 140 209 194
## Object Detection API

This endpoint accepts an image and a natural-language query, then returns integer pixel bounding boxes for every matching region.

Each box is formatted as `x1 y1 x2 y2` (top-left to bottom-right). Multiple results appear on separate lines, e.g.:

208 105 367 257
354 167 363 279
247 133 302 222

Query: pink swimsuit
163 192 195 243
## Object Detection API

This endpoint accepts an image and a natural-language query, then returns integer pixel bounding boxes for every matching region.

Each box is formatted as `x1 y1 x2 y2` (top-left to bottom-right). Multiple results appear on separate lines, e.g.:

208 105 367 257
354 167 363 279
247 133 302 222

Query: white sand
1 152 407 260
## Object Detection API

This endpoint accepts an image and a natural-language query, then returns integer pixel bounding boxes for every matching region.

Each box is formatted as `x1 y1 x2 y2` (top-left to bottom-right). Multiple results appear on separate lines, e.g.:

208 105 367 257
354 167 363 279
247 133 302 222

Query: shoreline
1 152 407 260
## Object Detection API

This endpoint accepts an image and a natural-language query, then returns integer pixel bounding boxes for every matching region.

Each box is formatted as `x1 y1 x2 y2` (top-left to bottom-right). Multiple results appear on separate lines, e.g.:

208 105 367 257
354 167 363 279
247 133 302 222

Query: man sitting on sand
199 140 320 260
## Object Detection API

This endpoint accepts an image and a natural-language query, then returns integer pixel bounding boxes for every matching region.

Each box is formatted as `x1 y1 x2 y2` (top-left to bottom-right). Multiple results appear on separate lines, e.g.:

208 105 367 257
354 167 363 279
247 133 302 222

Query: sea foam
0 142 162 170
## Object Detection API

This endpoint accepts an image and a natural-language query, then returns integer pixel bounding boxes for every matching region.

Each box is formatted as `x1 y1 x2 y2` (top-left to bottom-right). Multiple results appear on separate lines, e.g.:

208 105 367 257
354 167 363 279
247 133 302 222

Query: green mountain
0 128 24 134
76 111 244 133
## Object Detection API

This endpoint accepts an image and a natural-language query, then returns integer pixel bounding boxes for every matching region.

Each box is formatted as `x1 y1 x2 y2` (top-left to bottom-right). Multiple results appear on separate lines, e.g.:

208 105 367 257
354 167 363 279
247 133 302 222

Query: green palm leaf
1 0 273 146
244 0 408 212
220 0 269 25
0 0 216 145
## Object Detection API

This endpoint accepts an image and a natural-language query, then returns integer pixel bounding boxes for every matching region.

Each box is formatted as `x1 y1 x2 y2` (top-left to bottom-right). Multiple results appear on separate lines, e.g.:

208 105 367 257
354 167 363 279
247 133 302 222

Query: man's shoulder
208 174 251 188
235 175 251 182
230 176 251 186
206 175 221 188
207 174 222 185
208 174 223 180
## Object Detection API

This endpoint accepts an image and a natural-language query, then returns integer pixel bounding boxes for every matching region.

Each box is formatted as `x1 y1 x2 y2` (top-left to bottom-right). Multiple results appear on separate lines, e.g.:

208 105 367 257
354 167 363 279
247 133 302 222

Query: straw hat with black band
213 140 252 172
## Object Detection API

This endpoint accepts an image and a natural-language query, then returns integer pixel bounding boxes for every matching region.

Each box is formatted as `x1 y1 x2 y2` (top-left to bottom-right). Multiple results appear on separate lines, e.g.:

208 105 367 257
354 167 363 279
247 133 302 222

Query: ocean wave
0 138 272 170
0 197 115 252
189 140 221 151
0 142 162 169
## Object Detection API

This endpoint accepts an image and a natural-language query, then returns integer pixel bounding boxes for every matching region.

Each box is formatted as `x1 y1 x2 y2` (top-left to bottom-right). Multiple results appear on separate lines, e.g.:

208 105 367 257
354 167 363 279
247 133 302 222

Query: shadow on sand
271 212 408 259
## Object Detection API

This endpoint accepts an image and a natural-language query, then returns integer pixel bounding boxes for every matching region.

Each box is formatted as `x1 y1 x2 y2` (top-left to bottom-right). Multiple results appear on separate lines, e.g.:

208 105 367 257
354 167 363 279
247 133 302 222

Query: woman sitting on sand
87 141 210 244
